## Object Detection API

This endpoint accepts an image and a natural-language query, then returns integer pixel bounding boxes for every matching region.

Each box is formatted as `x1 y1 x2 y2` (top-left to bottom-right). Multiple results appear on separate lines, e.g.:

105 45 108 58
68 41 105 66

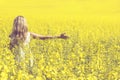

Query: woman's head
10 16 28 40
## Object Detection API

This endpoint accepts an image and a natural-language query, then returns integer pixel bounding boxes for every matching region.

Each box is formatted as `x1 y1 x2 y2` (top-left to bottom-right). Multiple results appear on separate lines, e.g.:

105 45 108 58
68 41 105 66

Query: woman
9 16 68 68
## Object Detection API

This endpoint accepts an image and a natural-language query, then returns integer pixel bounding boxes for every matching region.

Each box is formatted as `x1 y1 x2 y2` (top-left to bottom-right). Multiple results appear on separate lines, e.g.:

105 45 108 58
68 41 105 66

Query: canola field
0 0 120 80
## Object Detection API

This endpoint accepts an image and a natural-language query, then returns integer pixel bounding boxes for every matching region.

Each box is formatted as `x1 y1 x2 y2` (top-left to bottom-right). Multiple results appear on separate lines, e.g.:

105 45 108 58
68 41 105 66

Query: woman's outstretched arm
30 32 69 40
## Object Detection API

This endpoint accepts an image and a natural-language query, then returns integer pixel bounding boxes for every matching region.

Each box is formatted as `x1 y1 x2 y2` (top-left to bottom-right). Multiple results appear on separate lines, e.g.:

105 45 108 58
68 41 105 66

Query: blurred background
0 0 119 17
0 0 120 24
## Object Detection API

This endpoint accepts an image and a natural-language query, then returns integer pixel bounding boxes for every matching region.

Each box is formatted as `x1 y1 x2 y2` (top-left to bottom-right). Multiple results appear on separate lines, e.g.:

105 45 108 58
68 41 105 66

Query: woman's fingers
61 33 65 36
60 33 69 39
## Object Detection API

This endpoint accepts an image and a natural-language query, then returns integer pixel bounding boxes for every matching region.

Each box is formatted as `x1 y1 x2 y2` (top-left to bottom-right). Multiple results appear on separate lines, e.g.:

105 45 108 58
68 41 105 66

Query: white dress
11 32 33 67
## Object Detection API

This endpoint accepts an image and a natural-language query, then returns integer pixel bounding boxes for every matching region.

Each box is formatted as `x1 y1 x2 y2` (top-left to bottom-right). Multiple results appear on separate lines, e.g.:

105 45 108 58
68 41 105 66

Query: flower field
0 15 120 80
0 0 120 79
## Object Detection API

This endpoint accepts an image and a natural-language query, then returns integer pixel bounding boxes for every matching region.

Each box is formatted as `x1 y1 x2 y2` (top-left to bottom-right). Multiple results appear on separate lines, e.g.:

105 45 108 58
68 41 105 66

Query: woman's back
10 32 31 62
9 16 32 64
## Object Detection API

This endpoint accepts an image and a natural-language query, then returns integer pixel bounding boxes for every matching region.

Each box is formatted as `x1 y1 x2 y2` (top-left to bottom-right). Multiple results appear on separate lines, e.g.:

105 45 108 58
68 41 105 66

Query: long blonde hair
9 16 28 49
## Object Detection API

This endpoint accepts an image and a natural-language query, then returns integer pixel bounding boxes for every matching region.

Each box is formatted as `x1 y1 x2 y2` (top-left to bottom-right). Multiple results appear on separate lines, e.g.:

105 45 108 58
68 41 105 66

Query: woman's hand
59 33 69 39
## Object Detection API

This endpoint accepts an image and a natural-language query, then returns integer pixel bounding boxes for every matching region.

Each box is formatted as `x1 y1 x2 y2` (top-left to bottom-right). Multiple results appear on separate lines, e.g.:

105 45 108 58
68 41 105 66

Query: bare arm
30 32 69 40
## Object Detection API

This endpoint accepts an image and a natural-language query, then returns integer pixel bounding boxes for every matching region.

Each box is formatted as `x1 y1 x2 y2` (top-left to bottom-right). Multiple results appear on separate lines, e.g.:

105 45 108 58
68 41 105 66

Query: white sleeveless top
24 32 30 46
12 32 31 62
20 32 31 53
